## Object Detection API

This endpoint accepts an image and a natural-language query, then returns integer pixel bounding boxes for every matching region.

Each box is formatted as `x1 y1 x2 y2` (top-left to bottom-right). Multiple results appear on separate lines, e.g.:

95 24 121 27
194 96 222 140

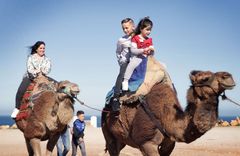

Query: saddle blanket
106 56 173 104
105 57 147 104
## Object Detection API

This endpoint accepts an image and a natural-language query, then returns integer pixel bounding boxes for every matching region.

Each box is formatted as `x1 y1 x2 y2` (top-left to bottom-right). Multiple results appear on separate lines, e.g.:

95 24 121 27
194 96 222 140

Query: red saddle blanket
16 82 36 121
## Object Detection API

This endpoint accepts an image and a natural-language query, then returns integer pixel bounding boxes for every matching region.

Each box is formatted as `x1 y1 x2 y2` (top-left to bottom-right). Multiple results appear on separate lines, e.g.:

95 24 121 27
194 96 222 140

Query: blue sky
0 0 239 116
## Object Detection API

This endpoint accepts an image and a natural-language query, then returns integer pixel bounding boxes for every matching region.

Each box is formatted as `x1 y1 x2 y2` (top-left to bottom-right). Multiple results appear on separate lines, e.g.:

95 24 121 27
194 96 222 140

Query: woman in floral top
11 41 51 118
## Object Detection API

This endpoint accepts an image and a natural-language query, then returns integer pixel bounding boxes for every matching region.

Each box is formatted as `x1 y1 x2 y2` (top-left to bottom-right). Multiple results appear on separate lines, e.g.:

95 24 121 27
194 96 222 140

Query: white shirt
116 35 131 66
26 53 51 78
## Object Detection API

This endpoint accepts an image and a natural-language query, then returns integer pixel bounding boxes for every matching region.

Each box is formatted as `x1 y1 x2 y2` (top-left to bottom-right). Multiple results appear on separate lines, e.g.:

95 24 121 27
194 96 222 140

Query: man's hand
70 128 73 135
79 137 84 143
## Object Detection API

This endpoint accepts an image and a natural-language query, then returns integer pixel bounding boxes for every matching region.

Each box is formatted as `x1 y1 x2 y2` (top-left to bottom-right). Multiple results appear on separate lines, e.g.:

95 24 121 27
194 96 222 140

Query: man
56 115 78 156
56 127 70 156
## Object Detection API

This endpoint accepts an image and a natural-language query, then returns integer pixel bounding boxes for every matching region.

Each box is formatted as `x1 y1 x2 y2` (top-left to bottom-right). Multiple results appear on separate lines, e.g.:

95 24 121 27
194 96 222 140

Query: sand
0 126 239 156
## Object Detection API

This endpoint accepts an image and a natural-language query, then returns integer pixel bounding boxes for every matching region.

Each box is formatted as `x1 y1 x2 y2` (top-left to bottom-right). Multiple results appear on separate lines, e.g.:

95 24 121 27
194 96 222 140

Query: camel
102 70 235 156
16 77 80 156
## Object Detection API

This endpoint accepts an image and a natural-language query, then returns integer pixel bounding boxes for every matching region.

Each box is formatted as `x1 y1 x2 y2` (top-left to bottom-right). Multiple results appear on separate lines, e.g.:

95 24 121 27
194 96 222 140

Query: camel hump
32 90 56 105
32 75 56 94
120 56 173 103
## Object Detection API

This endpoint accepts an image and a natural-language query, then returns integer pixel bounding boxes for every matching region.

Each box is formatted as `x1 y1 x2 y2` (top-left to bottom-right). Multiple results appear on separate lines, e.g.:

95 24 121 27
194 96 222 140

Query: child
72 111 86 156
111 18 135 112
122 17 154 91
11 41 51 118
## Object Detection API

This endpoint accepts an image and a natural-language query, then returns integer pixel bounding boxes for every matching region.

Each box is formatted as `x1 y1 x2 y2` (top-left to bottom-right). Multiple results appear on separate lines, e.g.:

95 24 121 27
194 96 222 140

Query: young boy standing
72 111 86 156
112 18 135 112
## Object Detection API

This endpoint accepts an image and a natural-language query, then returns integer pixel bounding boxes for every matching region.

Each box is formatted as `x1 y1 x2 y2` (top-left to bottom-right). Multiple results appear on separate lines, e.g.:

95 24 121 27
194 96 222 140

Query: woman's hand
37 72 44 78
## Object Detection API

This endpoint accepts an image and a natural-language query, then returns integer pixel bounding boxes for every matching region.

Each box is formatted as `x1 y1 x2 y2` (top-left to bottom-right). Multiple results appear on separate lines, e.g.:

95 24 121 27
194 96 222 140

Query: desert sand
0 125 239 156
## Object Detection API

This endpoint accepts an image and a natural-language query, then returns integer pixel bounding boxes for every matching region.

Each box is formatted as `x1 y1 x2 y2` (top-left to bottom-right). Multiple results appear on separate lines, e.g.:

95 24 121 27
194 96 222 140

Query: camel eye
222 75 228 79
60 86 66 89
202 77 209 82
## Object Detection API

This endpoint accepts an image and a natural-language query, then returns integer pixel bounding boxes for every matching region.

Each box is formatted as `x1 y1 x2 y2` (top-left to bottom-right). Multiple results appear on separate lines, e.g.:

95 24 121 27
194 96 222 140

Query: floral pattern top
26 53 51 78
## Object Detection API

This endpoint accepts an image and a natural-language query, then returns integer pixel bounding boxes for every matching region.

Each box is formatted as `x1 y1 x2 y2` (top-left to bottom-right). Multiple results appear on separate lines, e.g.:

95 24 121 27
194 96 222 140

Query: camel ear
190 70 214 85
189 70 202 84
57 81 65 91
57 80 70 91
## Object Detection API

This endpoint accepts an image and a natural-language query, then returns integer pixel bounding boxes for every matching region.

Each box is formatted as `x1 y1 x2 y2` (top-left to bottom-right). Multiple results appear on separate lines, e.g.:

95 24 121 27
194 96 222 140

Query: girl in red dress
122 17 154 91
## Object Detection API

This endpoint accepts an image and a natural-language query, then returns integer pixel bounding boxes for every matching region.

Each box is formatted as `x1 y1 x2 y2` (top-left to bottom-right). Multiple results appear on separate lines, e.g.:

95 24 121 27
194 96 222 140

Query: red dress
131 35 153 49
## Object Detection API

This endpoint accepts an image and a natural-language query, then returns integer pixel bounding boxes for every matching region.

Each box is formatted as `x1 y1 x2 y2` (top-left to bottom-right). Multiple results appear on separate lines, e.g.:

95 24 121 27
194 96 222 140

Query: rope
73 97 110 113
221 92 240 107
139 96 169 137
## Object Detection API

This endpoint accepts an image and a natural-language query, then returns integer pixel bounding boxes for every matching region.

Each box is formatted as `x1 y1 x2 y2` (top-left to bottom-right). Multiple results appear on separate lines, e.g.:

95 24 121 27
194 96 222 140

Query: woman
11 41 51 118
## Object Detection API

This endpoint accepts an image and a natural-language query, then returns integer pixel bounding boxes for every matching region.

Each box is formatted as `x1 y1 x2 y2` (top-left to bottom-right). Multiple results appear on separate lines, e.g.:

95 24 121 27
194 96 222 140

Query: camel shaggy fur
102 70 235 156
16 79 80 156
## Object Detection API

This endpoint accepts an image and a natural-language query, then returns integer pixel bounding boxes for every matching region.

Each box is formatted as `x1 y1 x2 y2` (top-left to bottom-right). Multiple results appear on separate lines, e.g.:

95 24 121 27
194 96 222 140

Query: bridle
191 75 240 107
191 75 220 97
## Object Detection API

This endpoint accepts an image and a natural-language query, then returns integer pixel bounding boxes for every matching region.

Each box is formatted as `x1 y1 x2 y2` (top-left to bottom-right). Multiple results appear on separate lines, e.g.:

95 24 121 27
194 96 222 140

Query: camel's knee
158 140 175 156
140 142 159 156
30 138 41 156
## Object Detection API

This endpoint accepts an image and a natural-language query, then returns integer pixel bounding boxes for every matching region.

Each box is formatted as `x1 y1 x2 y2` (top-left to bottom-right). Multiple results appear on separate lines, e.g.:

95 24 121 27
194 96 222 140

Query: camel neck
183 89 219 143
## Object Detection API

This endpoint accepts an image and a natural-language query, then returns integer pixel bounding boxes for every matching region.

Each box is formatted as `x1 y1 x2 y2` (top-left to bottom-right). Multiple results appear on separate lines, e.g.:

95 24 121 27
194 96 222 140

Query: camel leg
25 138 34 156
102 123 125 156
46 134 60 156
106 139 126 156
103 129 121 156
158 138 175 156
30 138 41 156
140 141 159 156
118 143 126 154
102 110 126 156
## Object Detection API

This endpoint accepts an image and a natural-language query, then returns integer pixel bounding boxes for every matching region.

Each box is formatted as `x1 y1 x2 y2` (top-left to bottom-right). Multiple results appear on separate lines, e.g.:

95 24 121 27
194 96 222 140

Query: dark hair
77 110 84 116
30 41 45 55
121 18 134 25
135 17 153 35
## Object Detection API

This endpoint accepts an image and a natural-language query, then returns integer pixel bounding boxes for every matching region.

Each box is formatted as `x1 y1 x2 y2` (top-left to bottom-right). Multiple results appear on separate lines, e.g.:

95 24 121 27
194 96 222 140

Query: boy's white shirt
116 35 131 66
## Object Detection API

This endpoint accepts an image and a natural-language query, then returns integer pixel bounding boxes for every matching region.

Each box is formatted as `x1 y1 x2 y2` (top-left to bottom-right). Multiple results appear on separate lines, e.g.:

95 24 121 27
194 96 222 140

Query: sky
0 0 239 116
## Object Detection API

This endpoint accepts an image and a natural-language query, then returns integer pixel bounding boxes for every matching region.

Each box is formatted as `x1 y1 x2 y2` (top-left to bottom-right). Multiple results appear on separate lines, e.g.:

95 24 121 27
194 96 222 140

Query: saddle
16 75 56 121
120 56 173 103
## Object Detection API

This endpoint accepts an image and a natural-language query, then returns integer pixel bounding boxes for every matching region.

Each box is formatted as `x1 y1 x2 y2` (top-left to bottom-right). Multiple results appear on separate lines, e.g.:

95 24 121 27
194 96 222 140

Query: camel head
190 70 235 97
56 80 80 100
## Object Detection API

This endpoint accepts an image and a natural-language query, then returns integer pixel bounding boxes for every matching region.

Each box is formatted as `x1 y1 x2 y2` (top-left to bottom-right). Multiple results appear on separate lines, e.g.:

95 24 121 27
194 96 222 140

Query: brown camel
16 79 80 156
102 70 235 156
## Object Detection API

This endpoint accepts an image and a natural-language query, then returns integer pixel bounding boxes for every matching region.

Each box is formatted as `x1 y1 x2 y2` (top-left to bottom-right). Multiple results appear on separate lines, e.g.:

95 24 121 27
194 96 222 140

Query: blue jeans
56 128 70 156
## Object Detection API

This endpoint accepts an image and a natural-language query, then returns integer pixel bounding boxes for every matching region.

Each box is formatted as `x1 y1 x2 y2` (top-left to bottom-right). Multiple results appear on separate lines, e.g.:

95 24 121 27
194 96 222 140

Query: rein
59 87 110 113
221 92 240 107
73 96 110 113
192 83 240 108
138 96 170 137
